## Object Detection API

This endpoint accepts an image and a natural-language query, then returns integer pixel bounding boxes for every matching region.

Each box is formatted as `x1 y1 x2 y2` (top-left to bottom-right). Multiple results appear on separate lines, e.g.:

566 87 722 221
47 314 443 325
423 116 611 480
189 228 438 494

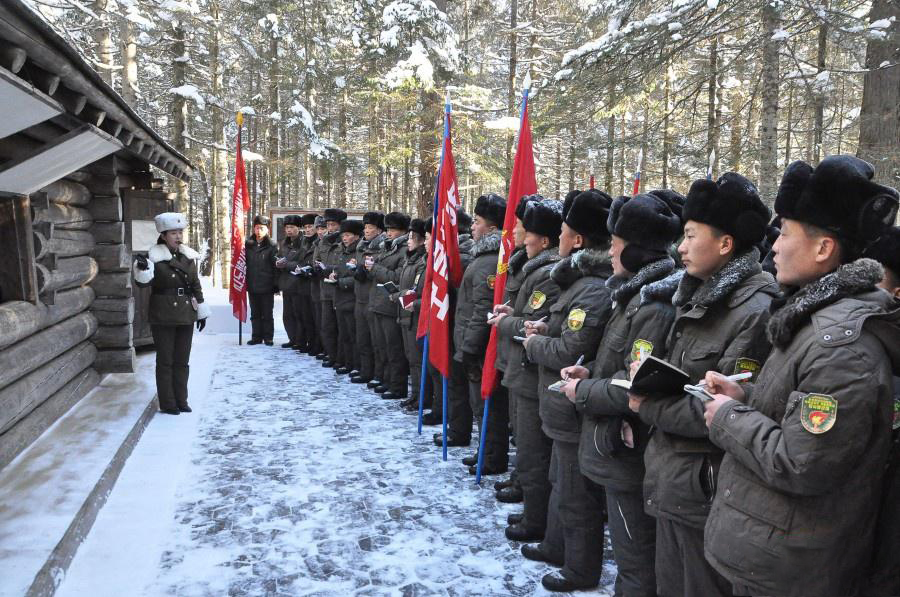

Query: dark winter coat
638 248 778 529
497 248 561 399
397 244 427 329
334 239 360 312
573 257 678 492
318 231 342 301
495 247 527 374
453 231 501 367
704 259 900 597
354 234 385 305
135 243 209 326
244 235 278 294
524 248 614 443
308 236 323 303
367 233 408 318
276 235 305 294
295 234 318 296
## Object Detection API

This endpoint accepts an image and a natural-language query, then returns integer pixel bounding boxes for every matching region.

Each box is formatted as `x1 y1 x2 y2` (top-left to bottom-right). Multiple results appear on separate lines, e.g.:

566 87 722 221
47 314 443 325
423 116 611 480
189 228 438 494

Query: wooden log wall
86 156 136 374
0 158 136 470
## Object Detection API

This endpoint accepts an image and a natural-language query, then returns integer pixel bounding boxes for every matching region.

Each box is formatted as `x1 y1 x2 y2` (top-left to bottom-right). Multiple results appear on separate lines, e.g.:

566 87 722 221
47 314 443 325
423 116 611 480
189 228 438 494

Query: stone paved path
141 342 614 596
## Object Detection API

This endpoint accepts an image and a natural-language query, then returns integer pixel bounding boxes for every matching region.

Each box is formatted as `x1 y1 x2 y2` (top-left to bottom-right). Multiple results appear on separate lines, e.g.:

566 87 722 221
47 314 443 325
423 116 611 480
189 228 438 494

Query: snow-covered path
58 331 614 596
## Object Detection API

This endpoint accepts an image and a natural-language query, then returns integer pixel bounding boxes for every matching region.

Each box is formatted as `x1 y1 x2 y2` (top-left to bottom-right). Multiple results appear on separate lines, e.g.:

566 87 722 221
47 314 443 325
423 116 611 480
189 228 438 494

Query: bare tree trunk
336 84 348 207
505 0 518 192
758 1 781 206
266 33 280 212
119 15 137 104
568 125 576 191
640 100 649 191
813 16 828 163
210 3 229 287
707 35 720 179
857 0 900 185
170 21 189 220
91 0 115 86
784 86 794 167
662 66 671 187
555 137 562 199
605 83 615 190
618 116 626 195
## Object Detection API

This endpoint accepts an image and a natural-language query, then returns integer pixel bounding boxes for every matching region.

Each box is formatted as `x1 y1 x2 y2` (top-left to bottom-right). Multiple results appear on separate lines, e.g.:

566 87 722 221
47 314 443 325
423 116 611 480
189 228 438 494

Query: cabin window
0 192 38 304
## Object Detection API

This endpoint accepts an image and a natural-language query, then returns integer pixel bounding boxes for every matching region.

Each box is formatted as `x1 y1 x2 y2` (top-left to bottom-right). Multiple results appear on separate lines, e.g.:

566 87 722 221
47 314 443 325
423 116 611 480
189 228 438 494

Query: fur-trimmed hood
522 247 560 277
767 258 886 348
550 248 613 289
607 256 677 307
363 232 386 254
673 248 764 308
387 232 409 252
148 243 201 263
508 247 528 275
640 269 685 306
471 231 501 257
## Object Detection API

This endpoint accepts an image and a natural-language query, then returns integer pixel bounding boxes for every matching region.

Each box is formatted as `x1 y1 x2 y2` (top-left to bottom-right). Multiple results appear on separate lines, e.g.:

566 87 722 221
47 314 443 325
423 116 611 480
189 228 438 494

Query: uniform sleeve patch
800 393 837 434
893 398 900 431
631 339 653 362
567 308 586 331
529 291 547 310
734 357 761 382
487 274 496 290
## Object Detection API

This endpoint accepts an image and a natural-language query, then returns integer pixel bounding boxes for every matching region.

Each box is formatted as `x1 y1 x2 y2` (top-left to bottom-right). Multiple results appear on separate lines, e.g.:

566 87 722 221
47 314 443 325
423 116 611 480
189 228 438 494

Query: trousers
151 324 194 411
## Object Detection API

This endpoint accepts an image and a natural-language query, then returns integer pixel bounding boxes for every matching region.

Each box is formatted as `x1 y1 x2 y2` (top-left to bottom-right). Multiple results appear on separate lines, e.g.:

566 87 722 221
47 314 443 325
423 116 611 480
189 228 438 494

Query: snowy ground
56 285 615 596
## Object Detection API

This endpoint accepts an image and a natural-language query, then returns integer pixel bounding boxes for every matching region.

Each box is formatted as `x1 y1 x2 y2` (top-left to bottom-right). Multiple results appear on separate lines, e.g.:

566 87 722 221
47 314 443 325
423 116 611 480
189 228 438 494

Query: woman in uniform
133 212 211 415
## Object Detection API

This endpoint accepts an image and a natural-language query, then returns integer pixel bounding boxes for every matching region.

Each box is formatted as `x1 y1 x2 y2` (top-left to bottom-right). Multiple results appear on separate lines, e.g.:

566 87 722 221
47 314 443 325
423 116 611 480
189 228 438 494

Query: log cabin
0 1 193 470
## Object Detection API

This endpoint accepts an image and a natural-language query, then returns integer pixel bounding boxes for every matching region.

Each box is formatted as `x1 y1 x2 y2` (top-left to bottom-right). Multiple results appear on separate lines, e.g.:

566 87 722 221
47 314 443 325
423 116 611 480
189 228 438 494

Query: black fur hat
384 211 411 231
340 219 364 236
775 155 899 246
608 193 681 252
409 218 427 238
300 213 318 227
363 211 385 230
324 208 347 223
865 226 900 279
283 215 302 227
523 198 564 242
474 193 507 227
647 188 686 221
516 194 542 221
314 215 326 228
563 189 613 245
456 208 472 234
253 215 271 227
425 217 433 235
683 172 770 248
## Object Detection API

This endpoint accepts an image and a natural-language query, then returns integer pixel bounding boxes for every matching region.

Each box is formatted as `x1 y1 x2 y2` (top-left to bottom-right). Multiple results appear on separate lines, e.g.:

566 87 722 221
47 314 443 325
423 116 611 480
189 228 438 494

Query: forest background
25 0 899 283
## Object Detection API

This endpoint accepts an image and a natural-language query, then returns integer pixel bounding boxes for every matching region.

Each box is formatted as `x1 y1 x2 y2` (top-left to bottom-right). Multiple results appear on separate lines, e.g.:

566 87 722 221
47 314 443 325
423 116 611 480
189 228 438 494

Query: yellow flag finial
236 111 244 127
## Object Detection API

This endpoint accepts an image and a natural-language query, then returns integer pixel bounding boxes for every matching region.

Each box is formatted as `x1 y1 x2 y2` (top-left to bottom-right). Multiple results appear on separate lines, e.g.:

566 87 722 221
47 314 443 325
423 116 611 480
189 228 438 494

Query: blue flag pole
475 83 530 485
441 376 449 461
416 335 430 434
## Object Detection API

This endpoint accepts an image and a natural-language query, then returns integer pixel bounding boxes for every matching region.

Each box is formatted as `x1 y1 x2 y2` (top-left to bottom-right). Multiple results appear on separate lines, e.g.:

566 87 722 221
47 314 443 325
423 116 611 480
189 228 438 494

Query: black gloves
196 318 206 332
135 254 149 270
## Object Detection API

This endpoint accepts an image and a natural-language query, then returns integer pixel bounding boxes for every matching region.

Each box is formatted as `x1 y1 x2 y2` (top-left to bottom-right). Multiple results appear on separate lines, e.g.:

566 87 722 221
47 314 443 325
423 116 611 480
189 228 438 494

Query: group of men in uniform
244 154 900 597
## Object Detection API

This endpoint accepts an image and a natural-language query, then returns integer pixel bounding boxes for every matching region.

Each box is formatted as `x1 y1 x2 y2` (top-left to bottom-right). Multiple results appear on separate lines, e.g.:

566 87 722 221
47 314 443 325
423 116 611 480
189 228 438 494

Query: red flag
229 114 251 322
417 110 462 377
481 90 537 398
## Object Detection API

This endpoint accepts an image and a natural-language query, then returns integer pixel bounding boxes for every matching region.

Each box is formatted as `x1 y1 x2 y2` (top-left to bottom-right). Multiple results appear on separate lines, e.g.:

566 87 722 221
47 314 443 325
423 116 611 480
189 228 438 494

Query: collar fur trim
673 248 761 308
608 257 677 306
767 258 884 348
522 247 560 277
148 243 200 263
472 231 502 257
508 248 528 275
550 247 612 288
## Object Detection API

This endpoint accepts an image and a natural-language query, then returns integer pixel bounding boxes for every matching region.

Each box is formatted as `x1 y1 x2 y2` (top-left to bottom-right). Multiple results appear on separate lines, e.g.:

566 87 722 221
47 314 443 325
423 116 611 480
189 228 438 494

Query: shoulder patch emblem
414 273 421 285
800 393 838 434
734 357 761 382
631 339 653 362
487 274 496 290
893 398 900 431
529 291 547 310
567 308 586 331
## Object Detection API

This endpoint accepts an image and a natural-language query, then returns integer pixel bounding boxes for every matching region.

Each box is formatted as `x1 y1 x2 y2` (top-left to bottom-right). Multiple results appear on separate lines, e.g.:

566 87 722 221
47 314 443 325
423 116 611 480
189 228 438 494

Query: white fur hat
155 212 187 233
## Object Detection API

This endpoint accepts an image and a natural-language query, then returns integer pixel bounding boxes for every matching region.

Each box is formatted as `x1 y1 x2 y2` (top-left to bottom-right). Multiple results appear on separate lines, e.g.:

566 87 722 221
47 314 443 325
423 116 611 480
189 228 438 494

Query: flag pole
632 148 643 196
475 75 531 484
439 90 452 461
417 336 429 434
707 148 716 180
237 111 244 346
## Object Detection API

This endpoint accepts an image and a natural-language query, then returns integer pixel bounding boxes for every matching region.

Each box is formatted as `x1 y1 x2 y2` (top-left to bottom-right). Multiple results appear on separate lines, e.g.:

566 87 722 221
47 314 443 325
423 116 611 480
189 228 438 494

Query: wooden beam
0 192 38 304
91 243 129 271
0 342 97 433
90 271 131 298
41 179 91 206
92 323 133 349
0 286 94 349
51 86 87 115
87 195 122 221
33 229 94 259
0 311 97 390
91 297 134 325
89 221 124 244
32 202 93 230
93 347 135 374
34 256 98 294
0 46 26 73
